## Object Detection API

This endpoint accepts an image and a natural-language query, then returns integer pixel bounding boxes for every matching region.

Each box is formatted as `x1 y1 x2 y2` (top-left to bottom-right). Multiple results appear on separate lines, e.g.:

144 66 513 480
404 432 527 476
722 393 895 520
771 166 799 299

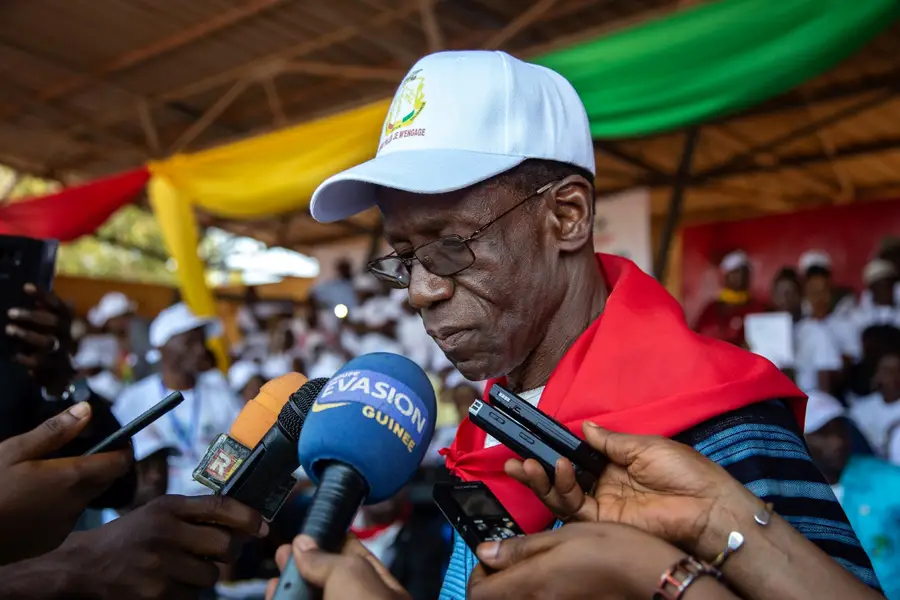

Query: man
850 348 900 461
229 360 266 404
799 249 856 316
87 291 152 384
72 335 122 402
805 391 900 598
114 303 242 497
854 258 900 331
795 267 846 395
306 50 879 596
694 250 767 347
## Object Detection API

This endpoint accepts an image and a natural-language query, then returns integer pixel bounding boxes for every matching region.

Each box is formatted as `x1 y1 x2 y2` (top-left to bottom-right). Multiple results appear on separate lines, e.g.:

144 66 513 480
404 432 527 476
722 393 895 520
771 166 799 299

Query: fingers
291 536 344 588
59 449 133 491
275 544 292 571
582 422 649 468
0 402 92 462
4 323 58 353
161 495 269 538
475 528 566 570
169 522 244 562
163 552 221 589
7 307 59 330
341 536 408 594
505 458 591 522
23 284 66 312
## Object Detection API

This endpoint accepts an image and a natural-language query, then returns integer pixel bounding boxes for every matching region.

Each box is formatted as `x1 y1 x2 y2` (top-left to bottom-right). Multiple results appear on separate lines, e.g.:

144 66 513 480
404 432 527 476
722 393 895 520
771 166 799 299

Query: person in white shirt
72 334 123 402
850 350 900 463
228 360 265 404
795 267 845 394
113 303 242 497
798 249 856 316
853 259 900 330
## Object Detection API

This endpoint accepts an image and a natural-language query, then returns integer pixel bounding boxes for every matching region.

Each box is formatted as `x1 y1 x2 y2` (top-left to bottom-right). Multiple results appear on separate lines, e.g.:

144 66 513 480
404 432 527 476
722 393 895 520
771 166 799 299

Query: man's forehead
377 185 500 240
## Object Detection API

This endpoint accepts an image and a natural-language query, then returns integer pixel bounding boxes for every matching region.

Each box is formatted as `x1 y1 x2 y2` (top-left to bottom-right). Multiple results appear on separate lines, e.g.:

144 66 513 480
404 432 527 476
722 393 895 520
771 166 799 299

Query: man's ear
545 175 594 252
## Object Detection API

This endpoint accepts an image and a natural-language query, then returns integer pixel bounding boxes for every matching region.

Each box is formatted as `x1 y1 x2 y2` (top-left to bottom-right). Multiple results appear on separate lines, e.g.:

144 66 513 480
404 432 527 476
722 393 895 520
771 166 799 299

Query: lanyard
161 378 202 460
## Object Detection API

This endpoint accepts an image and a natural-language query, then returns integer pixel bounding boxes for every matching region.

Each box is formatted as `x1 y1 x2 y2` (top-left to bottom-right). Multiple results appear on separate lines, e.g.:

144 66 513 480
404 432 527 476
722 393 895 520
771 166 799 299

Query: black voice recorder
433 480 525 556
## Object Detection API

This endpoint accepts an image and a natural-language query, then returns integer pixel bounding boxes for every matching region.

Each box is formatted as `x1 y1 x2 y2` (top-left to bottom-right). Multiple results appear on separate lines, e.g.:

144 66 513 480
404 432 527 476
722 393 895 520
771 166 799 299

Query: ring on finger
48 336 60 353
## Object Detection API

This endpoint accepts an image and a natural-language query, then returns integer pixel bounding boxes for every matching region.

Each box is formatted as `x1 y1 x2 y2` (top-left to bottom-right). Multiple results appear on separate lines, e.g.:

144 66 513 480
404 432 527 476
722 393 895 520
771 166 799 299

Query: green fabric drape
535 0 900 138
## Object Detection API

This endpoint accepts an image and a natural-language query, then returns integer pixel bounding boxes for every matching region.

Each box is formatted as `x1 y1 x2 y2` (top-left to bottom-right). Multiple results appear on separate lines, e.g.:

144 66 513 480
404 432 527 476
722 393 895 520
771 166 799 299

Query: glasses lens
368 257 410 288
416 237 475 277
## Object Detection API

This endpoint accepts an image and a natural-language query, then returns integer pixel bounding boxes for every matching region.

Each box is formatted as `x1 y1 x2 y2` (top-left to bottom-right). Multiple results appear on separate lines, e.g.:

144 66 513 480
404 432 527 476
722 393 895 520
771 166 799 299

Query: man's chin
448 354 505 383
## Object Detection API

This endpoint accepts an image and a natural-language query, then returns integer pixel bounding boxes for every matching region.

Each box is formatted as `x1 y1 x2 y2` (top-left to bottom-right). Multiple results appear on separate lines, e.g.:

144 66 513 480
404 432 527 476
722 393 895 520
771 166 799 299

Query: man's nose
407 263 454 310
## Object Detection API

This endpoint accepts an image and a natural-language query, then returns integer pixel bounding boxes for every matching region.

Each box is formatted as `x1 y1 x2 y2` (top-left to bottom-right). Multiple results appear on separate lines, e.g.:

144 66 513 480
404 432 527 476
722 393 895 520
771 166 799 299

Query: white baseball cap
309 50 596 223
228 360 262 393
88 292 136 328
149 302 223 350
73 335 119 370
719 250 749 274
799 250 832 274
804 390 845 434
863 258 897 286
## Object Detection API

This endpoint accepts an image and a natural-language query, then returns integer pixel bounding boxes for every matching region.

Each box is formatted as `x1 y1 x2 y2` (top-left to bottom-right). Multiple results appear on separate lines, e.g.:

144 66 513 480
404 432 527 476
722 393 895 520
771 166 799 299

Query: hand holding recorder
0 401 131 565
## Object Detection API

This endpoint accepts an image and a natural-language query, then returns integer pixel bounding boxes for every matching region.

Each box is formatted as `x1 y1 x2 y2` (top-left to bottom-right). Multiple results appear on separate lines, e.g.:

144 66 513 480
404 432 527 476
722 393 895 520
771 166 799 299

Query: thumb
2 402 92 463
292 536 338 588
475 530 562 570
582 421 646 468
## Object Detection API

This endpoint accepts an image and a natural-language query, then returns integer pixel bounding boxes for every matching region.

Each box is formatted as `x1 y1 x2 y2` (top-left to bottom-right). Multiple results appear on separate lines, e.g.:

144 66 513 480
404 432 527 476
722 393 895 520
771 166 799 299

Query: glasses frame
368 180 558 288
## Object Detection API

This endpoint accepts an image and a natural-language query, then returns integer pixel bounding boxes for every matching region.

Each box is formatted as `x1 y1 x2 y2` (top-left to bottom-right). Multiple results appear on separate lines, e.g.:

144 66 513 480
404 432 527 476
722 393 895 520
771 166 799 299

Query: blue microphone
272 352 436 600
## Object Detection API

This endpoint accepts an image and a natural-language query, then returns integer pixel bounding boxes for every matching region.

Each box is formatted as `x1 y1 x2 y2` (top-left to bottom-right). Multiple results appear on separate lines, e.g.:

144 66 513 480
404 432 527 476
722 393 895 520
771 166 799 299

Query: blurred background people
694 250 766 347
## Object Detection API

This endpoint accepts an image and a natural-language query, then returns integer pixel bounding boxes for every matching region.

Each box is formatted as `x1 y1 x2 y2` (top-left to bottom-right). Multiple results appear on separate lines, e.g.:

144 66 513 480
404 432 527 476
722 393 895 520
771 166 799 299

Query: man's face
771 278 801 316
240 375 265 404
723 266 750 292
804 275 832 319
376 181 571 381
870 277 896 307
875 354 900 402
806 419 850 481
162 327 208 375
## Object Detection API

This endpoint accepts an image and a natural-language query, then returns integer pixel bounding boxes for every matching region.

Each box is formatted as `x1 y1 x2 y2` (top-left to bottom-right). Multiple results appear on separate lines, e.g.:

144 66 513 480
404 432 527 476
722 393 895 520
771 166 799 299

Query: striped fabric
438 400 881 600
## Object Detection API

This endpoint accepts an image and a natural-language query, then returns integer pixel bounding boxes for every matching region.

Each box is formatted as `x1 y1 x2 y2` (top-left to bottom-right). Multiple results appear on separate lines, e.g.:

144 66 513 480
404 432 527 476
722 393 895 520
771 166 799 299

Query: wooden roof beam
419 0 445 53
280 61 407 82
0 0 286 120
482 0 560 50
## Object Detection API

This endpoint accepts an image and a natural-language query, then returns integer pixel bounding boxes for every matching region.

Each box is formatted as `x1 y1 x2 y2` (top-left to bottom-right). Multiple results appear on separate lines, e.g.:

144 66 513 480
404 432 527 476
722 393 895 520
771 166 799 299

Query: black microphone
193 376 328 521
272 353 437 600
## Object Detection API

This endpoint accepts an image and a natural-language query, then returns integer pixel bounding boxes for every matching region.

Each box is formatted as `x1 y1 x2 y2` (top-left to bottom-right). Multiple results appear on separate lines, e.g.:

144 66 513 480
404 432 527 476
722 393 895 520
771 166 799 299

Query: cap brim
310 149 526 223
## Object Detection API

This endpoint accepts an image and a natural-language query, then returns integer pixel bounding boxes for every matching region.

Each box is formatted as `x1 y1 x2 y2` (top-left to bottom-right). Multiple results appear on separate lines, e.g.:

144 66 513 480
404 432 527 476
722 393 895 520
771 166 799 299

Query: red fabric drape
0 167 150 241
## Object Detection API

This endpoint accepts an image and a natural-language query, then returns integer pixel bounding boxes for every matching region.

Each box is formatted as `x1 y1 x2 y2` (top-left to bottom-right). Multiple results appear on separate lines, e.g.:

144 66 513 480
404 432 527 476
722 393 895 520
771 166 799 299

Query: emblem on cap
384 69 426 136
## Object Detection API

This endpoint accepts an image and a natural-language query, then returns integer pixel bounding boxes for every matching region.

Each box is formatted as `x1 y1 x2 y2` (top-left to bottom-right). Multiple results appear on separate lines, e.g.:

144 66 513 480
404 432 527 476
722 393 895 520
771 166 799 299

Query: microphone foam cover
298 353 436 504
230 372 308 448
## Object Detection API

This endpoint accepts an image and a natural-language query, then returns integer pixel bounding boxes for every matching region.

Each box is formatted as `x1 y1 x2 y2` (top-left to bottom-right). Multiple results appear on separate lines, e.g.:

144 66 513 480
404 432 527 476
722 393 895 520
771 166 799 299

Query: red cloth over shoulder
441 254 804 534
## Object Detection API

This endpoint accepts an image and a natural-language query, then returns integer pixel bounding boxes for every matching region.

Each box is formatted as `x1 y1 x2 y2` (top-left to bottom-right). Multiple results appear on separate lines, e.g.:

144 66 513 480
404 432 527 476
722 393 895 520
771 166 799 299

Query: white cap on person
88 292 136 328
799 250 832 274
229 360 262 393
719 250 749 274
309 50 596 223
146 302 223 363
863 258 897 286
804 390 845 434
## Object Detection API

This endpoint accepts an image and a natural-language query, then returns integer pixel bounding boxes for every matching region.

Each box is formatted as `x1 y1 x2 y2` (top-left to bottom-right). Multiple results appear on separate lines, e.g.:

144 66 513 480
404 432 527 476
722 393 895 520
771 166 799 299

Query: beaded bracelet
653 556 721 600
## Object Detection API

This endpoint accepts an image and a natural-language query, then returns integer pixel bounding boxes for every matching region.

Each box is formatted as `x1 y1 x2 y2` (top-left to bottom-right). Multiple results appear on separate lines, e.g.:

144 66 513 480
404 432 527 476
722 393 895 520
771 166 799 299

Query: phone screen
455 487 506 518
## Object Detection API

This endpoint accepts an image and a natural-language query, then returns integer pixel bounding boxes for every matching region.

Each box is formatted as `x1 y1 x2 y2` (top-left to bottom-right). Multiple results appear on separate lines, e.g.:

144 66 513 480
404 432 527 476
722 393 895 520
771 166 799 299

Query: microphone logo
192 434 252 492
311 401 350 413
206 448 242 481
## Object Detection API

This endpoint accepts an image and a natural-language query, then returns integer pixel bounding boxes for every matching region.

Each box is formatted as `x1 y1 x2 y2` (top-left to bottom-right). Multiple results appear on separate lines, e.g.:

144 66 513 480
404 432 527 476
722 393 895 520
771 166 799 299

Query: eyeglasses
368 181 557 289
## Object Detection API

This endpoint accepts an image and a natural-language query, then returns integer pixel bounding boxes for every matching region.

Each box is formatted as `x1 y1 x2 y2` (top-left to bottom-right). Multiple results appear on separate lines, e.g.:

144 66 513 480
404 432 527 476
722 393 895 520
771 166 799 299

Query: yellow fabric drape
147 100 390 363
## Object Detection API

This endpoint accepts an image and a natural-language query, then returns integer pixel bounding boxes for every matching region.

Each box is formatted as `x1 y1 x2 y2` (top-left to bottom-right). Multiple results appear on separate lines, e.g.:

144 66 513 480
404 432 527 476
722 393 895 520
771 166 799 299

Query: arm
674 400 880 592
0 555 72 600
700 482 879 600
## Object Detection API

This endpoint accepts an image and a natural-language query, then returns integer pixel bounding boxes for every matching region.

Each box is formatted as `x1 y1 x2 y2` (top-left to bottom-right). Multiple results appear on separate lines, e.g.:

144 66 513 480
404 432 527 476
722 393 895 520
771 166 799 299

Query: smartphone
83 391 185 455
488 385 608 476
433 480 525 557
468 400 595 492
0 235 58 360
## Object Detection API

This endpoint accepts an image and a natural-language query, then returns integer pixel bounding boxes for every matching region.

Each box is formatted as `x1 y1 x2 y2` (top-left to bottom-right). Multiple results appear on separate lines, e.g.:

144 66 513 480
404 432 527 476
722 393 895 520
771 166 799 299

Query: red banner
682 199 900 324
0 167 149 241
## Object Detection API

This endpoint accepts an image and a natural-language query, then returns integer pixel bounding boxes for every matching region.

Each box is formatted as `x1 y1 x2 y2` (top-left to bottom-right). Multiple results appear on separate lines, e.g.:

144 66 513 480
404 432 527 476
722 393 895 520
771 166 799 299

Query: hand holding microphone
267 536 409 600
28 494 268 600
270 353 437 600
0 401 131 565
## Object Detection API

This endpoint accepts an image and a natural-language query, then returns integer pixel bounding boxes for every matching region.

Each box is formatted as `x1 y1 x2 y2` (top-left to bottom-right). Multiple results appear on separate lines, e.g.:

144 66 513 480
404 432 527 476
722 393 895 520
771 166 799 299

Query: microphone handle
272 462 369 600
